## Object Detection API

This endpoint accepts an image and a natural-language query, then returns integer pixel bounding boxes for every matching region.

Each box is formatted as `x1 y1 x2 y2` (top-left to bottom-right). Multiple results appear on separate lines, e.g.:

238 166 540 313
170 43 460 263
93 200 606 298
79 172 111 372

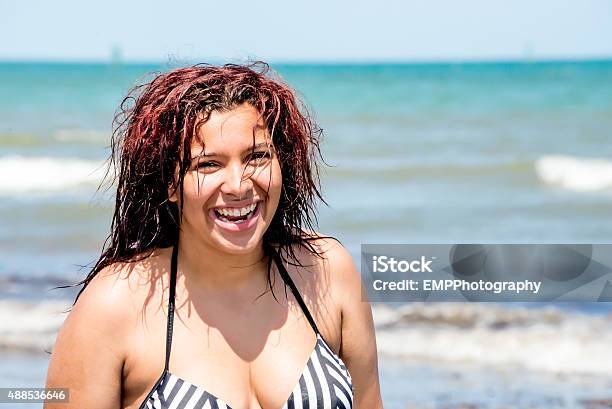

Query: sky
1 0 612 63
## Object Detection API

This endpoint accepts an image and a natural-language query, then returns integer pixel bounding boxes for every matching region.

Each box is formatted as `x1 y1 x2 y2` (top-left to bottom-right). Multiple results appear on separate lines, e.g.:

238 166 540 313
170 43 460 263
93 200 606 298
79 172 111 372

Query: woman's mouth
209 202 261 232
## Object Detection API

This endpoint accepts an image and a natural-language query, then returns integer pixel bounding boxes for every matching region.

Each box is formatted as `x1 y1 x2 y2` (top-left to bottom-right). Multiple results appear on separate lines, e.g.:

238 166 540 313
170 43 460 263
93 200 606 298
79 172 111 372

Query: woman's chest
121 294 342 409
137 335 353 409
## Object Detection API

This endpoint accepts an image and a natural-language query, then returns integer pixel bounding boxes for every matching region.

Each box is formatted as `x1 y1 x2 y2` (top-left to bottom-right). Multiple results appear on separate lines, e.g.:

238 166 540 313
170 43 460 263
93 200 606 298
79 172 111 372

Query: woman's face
172 103 282 255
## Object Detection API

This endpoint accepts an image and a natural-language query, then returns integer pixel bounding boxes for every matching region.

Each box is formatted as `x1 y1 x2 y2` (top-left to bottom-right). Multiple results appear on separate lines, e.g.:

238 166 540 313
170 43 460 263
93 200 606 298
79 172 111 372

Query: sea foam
0 155 106 194
374 303 612 376
0 300 69 352
535 155 612 192
4 298 612 378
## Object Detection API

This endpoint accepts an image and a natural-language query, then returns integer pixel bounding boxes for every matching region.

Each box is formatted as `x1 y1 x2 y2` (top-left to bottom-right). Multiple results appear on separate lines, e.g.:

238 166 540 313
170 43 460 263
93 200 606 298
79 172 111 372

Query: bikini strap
269 247 321 336
164 242 320 371
164 243 178 372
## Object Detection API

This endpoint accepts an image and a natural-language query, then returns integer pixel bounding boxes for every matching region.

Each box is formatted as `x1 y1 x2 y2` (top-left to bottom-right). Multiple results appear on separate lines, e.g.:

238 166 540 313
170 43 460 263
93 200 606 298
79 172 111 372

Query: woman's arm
44 268 130 409
325 241 384 409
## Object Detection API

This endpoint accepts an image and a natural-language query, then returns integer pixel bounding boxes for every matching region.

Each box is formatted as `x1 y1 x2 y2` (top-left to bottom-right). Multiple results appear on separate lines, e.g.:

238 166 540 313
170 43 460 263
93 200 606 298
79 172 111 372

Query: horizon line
1 55 612 66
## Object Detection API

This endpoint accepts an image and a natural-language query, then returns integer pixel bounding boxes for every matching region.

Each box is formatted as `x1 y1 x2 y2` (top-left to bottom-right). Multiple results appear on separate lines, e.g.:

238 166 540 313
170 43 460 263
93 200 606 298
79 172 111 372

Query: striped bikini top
139 244 353 409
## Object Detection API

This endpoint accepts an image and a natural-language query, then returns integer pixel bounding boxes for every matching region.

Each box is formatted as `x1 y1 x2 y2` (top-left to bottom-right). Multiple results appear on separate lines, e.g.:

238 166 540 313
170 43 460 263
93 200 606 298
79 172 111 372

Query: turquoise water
2 60 612 407
1 60 612 281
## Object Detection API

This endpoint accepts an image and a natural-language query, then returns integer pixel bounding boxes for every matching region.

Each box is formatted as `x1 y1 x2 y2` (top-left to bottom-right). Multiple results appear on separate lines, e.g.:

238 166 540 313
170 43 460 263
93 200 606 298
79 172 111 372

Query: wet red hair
74 61 330 301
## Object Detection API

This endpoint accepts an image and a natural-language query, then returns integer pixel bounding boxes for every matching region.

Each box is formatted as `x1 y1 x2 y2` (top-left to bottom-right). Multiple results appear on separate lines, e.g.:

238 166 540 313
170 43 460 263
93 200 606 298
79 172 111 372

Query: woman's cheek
255 168 280 197
185 173 217 197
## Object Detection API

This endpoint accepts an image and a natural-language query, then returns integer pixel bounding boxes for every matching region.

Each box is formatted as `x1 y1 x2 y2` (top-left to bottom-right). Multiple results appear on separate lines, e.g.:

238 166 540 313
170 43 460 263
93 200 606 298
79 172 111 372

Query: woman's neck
175 234 269 292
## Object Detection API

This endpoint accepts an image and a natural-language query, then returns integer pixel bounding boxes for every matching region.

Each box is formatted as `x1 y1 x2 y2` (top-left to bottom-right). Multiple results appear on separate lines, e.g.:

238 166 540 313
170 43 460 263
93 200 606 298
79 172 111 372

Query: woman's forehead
192 105 270 147
189 128 273 157
200 104 265 133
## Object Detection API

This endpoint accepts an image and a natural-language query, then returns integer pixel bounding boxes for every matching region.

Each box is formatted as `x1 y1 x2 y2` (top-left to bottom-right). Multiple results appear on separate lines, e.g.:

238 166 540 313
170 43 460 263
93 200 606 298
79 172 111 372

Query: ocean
1 60 612 408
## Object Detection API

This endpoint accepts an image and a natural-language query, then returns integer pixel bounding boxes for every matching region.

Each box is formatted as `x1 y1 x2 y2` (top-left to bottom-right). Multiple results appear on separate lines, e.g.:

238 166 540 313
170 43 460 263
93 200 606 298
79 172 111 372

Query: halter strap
163 242 178 371
269 246 321 336
163 243 321 371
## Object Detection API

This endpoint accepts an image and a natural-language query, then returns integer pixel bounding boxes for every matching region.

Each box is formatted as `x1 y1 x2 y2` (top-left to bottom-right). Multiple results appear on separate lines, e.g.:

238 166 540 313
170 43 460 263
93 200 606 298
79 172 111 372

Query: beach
1 60 612 407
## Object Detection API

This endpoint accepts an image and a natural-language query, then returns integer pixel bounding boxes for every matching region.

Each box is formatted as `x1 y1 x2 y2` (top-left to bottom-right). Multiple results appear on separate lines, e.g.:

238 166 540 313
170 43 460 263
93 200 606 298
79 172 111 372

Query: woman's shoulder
293 231 358 275
46 249 172 403
279 231 364 352
70 248 173 330
285 231 362 304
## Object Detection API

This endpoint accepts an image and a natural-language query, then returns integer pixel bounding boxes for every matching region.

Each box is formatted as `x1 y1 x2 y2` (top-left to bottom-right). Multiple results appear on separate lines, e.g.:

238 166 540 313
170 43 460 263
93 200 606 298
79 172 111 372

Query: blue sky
2 0 611 62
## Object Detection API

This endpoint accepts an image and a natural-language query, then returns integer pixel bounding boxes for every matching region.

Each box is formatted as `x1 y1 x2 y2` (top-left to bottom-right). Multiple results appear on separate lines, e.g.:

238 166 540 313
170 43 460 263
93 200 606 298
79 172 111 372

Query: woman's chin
216 239 261 255
209 227 265 254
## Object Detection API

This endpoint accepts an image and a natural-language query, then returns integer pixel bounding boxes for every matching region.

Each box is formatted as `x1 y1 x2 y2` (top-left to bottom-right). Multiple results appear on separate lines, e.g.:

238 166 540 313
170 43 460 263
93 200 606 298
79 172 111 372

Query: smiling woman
44 62 382 409
179 105 282 250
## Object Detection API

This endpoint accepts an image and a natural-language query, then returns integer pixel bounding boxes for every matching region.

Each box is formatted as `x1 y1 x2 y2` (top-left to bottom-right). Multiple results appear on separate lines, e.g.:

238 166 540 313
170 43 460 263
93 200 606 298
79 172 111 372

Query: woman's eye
196 161 219 170
249 151 271 162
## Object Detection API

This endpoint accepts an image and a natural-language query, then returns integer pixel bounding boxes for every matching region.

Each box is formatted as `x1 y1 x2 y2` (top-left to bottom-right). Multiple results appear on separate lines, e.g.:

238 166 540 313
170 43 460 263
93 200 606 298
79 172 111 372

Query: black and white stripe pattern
143 372 230 409
140 243 353 409
142 334 353 409
283 334 353 409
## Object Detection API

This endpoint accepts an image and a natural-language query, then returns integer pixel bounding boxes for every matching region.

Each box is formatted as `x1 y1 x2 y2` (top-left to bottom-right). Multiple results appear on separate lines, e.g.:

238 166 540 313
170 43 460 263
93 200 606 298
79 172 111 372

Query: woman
45 62 382 409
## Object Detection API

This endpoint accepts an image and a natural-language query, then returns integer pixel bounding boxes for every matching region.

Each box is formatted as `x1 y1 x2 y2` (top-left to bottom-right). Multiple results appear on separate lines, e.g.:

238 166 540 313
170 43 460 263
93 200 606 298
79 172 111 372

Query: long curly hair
73 61 331 302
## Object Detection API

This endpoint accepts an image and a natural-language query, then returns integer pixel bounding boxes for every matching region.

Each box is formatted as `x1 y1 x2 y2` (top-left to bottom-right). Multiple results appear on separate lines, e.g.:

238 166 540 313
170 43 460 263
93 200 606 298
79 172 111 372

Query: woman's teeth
214 203 257 223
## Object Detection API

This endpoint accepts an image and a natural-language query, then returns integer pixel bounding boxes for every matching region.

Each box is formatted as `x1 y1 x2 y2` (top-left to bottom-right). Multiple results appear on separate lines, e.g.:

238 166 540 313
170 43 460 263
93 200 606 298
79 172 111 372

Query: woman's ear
168 185 178 203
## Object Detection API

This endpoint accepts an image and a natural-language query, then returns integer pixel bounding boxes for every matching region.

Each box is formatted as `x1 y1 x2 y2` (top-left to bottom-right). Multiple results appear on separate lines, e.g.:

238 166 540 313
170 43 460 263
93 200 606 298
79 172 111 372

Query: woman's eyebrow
192 142 271 158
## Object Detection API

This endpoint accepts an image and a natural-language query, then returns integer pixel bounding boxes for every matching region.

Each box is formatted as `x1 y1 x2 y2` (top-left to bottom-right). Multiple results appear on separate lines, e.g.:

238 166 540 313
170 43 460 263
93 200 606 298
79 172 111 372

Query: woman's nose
221 162 253 198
